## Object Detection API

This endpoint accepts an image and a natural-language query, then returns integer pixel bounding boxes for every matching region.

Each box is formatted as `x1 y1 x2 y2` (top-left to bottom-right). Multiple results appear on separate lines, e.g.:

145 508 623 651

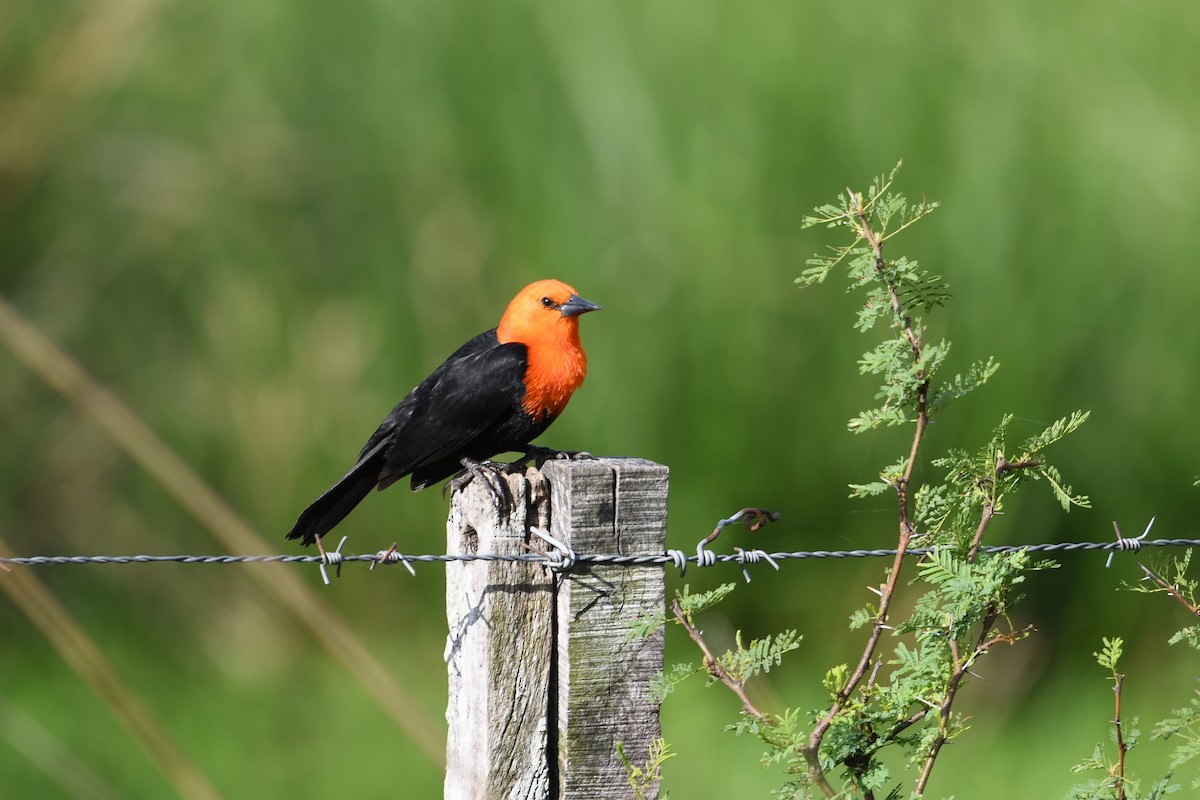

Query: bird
286 279 601 548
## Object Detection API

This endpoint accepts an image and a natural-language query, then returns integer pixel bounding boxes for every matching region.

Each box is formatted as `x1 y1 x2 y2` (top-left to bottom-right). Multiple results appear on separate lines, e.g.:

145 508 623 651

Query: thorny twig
1111 672 1129 800
673 592 836 797
913 611 1034 794
802 187 930 795
912 451 1037 792
967 455 1040 563
967 503 996 565
671 598 771 725
1137 561 1200 618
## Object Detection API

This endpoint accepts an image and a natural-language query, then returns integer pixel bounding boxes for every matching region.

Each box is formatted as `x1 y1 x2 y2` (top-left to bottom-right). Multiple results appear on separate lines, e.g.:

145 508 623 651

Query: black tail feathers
286 441 388 546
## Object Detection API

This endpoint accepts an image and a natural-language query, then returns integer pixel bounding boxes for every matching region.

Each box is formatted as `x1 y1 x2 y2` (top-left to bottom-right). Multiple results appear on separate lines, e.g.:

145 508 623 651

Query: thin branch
968 454 1039 563
913 612 1033 794
1138 562 1200 618
1112 672 1128 800
802 188 931 793
967 502 995 564
889 708 931 739
670 599 771 725
672 599 831 793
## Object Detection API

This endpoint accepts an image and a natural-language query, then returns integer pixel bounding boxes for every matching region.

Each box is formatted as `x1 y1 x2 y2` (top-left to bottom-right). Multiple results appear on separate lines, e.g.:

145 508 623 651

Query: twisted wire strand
3 538 1199 570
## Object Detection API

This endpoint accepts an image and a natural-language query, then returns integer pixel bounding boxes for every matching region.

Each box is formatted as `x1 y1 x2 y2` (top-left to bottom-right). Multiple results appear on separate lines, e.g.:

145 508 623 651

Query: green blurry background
3 1 1199 797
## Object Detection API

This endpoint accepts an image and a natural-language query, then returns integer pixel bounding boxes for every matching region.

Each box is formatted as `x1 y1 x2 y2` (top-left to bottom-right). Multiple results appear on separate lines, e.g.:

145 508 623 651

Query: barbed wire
4 539 1199 569
3 527 1195 584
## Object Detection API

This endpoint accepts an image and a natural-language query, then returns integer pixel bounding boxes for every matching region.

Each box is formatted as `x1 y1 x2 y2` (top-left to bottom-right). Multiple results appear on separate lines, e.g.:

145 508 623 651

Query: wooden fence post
445 466 554 799
445 457 668 800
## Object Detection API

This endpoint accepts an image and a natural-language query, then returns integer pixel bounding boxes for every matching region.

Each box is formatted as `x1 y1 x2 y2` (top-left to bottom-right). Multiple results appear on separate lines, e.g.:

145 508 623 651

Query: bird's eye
541 297 555 308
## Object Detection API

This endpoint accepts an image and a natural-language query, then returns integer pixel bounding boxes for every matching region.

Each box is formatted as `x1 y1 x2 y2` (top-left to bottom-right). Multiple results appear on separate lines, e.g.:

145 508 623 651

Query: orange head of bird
496 279 601 419
496 279 601 345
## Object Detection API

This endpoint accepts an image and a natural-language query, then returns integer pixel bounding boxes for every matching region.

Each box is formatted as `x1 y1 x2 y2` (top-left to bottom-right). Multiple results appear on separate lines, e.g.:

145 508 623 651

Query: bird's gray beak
560 294 602 317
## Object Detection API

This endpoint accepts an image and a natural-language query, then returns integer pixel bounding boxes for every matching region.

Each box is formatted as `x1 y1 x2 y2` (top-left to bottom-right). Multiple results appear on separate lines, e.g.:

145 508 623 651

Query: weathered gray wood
444 457 668 800
445 467 554 800
544 457 669 800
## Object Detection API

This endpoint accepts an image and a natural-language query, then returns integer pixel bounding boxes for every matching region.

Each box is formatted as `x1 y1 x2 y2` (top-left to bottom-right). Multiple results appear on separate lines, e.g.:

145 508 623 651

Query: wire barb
1106 517 1155 568
664 549 688 576
734 547 780 583
370 544 417 576
530 527 577 572
318 536 349 585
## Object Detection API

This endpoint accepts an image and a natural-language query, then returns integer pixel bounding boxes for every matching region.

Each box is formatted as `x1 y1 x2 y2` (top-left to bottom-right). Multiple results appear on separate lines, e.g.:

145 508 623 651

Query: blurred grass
0 293 445 768
0 530 221 800
3 0 1200 796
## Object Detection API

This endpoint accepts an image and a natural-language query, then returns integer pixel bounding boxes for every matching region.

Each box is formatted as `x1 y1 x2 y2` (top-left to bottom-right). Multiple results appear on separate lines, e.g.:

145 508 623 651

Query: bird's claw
449 458 516 519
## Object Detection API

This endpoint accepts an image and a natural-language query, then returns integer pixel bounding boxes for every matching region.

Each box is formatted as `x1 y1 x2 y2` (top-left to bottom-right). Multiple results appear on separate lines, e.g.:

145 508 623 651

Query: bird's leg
517 444 596 465
448 457 515 518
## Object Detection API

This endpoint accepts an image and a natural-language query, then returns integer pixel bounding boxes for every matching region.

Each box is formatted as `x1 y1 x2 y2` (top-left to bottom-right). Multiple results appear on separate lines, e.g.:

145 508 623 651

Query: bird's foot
518 445 596 465
448 457 516 518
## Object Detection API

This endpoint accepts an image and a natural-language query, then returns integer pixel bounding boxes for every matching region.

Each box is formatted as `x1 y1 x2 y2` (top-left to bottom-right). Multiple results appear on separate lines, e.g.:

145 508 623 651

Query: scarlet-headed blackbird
287 279 600 546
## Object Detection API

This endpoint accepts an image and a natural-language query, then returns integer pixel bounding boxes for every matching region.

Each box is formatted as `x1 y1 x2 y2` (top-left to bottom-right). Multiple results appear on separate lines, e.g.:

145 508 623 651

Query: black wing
375 338 528 488
286 328 526 546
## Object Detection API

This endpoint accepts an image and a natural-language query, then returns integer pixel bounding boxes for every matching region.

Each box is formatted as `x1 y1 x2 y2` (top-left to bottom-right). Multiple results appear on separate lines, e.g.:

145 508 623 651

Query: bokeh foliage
3 1 1200 797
